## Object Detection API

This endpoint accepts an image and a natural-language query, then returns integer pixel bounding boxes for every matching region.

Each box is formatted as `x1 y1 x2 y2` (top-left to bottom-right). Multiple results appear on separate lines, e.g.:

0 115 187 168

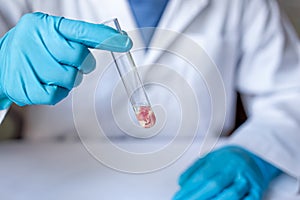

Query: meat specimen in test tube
134 105 156 128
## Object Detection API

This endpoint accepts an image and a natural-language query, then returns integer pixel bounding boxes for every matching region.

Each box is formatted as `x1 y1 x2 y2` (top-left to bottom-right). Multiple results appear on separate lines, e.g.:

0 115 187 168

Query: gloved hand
173 146 280 200
0 12 132 109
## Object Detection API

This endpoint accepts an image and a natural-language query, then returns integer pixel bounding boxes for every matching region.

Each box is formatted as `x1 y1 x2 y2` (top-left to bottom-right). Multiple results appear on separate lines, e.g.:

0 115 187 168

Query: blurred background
278 0 300 36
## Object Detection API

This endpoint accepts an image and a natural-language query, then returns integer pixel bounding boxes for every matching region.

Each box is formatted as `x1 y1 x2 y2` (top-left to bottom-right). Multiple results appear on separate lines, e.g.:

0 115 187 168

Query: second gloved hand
0 12 132 109
173 146 280 200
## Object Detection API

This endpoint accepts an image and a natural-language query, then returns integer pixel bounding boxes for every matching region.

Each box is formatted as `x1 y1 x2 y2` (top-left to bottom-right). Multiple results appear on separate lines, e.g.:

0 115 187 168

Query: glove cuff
0 81 12 109
0 35 12 109
0 88 12 109
247 151 281 188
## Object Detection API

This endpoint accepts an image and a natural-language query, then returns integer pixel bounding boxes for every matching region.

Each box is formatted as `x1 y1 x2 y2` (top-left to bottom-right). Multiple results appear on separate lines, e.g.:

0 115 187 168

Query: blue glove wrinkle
196 172 235 199
225 171 248 197
213 176 249 200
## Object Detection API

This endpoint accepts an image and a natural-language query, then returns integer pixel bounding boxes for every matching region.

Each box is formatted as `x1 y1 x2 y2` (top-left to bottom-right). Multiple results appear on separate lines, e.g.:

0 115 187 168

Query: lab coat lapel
143 0 210 64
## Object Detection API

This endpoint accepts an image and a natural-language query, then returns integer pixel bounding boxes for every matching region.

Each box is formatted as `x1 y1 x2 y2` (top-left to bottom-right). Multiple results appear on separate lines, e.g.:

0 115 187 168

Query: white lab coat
0 0 299 199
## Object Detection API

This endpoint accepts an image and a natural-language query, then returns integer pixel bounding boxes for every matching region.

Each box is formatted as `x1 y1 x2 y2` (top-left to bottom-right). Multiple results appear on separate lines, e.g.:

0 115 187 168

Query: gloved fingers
16 13 97 72
50 64 84 89
173 173 234 200
57 17 132 52
28 51 80 90
47 38 96 72
213 176 249 200
179 160 219 188
49 40 96 74
70 53 94 87
243 194 259 200
243 172 264 199
25 85 70 105
6 76 70 106
79 52 96 74
34 43 93 88
26 40 89 90
178 157 206 186
38 85 70 105
46 65 79 90
243 187 262 200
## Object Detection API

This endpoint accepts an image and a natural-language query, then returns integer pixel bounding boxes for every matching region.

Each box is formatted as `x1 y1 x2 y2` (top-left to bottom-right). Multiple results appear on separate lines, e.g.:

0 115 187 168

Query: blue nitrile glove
0 12 132 109
173 146 281 200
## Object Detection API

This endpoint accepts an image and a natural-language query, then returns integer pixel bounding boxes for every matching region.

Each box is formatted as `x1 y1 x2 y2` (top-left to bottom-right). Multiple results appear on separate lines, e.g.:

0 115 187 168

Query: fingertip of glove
96 34 133 52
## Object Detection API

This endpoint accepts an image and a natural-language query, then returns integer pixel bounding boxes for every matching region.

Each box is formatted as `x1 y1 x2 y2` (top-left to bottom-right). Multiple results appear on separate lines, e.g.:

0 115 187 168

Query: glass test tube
103 18 156 128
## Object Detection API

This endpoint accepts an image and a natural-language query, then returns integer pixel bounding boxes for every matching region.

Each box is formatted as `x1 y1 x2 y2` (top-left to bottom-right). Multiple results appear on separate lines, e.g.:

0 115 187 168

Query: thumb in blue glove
173 146 280 200
0 12 132 109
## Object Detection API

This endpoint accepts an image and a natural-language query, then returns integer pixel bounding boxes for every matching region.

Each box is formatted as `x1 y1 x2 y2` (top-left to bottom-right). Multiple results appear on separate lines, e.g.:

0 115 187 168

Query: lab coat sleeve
0 109 8 124
228 0 300 180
